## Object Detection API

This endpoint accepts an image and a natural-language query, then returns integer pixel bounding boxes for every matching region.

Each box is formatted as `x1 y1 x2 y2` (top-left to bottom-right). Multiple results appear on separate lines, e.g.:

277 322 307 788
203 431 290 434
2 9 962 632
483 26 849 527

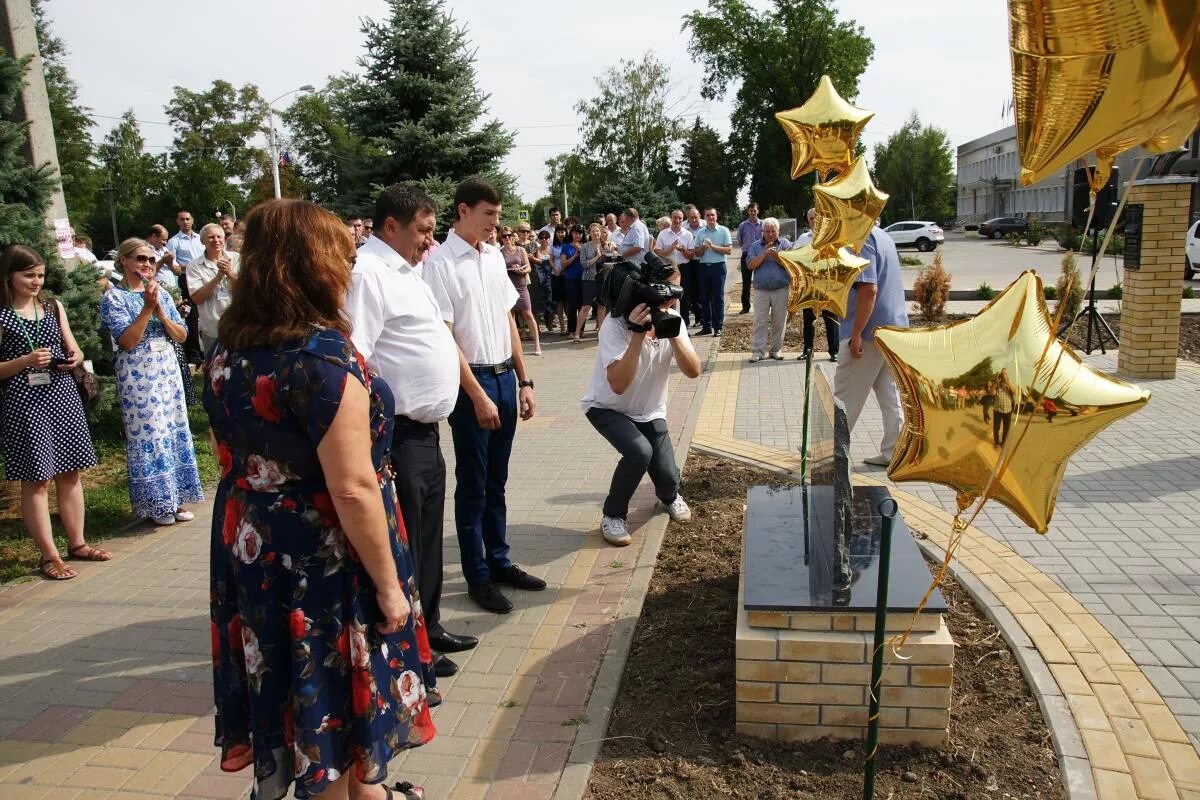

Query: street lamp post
268 85 315 199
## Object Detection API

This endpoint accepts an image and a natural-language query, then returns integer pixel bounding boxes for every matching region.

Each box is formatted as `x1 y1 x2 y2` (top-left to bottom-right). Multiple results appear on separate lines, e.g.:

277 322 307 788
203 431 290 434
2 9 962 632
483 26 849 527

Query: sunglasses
130 254 155 264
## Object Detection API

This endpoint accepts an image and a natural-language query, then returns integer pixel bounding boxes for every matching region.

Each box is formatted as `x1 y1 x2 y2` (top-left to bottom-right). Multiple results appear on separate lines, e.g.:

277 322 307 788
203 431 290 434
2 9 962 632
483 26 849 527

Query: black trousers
993 411 1013 446
803 308 840 356
680 260 702 325
179 273 203 364
391 418 448 636
739 253 752 313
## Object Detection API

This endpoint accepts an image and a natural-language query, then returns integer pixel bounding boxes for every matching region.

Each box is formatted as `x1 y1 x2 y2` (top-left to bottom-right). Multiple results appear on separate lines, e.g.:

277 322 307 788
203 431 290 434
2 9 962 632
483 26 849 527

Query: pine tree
346 0 514 192
677 120 737 215
90 110 161 250
0 45 103 361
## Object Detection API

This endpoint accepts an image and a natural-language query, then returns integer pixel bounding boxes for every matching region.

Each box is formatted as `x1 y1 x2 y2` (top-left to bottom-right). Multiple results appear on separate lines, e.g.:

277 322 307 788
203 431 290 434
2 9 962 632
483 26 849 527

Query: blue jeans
447 370 517 586
699 261 727 331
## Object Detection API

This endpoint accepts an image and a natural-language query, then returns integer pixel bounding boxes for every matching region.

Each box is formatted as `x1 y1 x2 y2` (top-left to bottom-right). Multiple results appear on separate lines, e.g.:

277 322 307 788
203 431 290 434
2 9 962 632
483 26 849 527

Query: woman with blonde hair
0 245 101 579
206 199 436 800
100 238 202 526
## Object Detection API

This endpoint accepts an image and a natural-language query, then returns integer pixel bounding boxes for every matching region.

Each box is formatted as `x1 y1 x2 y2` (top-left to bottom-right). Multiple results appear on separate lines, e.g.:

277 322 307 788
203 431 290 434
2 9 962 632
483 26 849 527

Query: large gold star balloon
775 75 874 181
777 244 866 318
811 158 889 258
873 272 1149 533
1010 0 1200 189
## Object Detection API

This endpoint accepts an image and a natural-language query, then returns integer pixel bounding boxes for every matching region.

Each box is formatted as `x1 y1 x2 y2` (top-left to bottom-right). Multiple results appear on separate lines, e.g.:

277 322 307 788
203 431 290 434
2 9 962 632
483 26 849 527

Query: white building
955 125 1153 226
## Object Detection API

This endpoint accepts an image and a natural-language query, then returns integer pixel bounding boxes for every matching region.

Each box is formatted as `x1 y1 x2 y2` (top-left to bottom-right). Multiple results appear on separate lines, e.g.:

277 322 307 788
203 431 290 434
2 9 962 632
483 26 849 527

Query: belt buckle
494 362 509 375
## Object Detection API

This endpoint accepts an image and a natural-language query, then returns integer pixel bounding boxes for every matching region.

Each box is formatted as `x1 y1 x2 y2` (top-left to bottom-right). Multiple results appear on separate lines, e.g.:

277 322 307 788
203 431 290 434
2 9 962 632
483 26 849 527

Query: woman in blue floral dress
205 200 436 800
100 238 203 525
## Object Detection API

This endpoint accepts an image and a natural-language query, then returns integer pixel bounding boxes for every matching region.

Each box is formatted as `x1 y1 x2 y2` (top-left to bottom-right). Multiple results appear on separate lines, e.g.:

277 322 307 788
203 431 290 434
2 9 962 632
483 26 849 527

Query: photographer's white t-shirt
581 315 690 422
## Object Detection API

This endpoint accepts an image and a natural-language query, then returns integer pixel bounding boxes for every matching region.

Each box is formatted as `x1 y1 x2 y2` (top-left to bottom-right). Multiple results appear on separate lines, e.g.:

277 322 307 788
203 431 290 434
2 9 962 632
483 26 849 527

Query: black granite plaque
743 484 947 613
1124 203 1143 270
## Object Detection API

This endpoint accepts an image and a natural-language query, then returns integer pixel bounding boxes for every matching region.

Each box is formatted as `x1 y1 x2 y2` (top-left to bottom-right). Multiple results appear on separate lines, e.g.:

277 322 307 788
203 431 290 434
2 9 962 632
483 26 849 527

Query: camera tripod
1057 228 1119 354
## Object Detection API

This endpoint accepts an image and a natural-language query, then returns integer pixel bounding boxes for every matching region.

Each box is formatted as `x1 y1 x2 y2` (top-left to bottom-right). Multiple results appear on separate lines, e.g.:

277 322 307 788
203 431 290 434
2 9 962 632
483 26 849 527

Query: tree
280 82 376 213
166 80 266 183
32 0 98 231
684 0 874 217
588 173 680 224
543 153 588 215
871 112 956 225
573 53 686 193
89 111 161 251
677 120 737 215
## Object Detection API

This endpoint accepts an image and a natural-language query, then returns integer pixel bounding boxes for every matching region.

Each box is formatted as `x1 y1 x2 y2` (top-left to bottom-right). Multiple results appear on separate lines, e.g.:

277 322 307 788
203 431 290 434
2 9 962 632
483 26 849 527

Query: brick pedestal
735 581 954 748
1117 176 1196 380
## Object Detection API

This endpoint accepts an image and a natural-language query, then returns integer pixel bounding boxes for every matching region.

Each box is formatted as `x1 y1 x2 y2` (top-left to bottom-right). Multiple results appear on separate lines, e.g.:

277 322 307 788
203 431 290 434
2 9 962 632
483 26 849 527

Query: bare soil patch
584 453 1064 800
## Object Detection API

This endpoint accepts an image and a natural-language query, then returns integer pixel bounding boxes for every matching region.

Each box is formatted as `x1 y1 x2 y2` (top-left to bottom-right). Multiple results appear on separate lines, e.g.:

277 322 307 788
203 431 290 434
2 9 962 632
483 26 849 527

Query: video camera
602 252 685 338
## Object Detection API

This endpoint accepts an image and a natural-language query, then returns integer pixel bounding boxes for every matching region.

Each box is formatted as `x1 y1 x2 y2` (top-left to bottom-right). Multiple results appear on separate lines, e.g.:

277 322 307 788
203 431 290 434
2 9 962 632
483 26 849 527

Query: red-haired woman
206 199 435 800
0 245 101 579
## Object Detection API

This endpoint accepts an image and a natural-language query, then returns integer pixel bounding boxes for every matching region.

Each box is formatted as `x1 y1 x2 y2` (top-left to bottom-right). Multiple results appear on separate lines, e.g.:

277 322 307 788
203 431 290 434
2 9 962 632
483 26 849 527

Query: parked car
884 221 944 252
1186 220 1199 281
978 217 1029 239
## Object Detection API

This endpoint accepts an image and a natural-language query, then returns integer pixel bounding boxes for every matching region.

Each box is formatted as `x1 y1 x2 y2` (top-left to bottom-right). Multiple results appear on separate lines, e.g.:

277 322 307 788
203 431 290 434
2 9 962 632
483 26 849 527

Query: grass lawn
0 378 218 583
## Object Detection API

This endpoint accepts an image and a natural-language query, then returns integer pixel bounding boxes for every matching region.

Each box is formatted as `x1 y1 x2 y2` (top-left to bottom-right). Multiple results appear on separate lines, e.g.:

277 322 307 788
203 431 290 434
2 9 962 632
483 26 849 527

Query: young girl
0 245 103 579
550 225 568 335
562 225 585 341
576 224 604 340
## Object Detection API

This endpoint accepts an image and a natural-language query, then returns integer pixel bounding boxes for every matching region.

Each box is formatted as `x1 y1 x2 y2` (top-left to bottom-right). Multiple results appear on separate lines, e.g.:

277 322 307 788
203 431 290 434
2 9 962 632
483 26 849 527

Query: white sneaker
749 354 762 363
151 514 176 526
174 510 195 522
602 515 631 546
863 453 892 467
664 495 692 522
770 352 784 361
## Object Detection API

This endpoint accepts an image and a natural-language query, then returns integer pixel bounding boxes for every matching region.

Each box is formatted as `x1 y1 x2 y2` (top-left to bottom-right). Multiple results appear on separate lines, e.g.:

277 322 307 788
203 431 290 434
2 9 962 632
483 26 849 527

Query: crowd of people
0 167 920 796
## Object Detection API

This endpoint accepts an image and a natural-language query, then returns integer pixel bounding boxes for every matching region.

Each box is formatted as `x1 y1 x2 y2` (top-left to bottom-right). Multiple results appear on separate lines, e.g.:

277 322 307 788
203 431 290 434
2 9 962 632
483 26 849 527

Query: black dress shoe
492 565 547 591
433 653 458 677
468 582 513 614
428 630 478 653
698 327 713 336
829 353 838 363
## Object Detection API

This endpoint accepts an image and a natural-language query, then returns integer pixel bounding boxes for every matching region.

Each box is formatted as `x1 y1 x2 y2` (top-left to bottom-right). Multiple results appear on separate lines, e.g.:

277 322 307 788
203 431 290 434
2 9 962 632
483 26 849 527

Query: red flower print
351 669 371 715
337 627 350 661
217 440 232 477
252 375 283 422
312 491 338 527
396 514 410 546
415 620 433 665
210 622 220 666
290 609 307 640
281 497 298 511
228 615 244 653
222 497 243 547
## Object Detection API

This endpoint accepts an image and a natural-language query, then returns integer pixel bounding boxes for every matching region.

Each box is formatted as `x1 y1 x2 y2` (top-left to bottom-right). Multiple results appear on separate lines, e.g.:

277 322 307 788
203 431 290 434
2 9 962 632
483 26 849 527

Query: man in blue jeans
693 207 733 336
423 178 547 614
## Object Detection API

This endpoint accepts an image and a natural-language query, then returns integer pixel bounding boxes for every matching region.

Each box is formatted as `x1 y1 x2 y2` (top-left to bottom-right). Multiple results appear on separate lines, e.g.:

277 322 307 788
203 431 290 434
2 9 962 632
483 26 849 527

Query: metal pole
800 349 813 484
562 177 568 219
863 498 898 800
270 109 282 199
101 187 118 252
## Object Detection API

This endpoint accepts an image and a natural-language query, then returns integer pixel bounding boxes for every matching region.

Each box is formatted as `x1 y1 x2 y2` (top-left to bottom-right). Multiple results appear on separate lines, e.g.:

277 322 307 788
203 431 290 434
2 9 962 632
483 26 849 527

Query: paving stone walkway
0 329 717 800
694 345 1200 800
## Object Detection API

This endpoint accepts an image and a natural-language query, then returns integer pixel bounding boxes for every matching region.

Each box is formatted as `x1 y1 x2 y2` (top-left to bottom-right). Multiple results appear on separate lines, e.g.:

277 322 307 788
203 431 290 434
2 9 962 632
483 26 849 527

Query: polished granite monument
734 365 953 747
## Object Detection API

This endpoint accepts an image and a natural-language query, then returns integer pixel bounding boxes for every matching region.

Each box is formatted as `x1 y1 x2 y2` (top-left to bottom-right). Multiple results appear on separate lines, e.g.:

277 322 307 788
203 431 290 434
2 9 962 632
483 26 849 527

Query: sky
46 0 1013 204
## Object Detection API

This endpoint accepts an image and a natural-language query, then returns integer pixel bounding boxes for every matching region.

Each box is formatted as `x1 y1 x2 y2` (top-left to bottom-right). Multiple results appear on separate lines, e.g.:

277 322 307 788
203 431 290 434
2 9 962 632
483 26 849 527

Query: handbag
72 362 99 407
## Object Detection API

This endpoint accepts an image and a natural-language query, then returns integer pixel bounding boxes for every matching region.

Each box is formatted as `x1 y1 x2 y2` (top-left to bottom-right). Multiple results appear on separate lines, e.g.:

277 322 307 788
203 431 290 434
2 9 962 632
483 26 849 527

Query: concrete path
0 328 717 800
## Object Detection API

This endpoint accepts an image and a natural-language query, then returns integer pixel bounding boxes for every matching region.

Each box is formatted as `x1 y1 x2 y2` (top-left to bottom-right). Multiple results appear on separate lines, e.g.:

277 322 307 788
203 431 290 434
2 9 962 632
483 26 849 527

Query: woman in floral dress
205 199 436 800
100 238 203 526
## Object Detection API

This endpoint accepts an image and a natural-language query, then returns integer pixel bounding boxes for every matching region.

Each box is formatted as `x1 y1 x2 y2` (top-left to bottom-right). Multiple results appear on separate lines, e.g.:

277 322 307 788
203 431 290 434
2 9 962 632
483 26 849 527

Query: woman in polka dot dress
100 238 204 527
0 245 102 580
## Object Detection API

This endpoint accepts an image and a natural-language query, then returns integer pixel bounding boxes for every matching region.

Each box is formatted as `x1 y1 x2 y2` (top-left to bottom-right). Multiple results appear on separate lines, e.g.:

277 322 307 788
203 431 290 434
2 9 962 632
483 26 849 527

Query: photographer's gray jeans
585 407 680 520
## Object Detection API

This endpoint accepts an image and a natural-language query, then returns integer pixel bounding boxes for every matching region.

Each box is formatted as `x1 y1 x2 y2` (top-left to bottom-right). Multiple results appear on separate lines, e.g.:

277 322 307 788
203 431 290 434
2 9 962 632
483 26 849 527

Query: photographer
581 266 701 547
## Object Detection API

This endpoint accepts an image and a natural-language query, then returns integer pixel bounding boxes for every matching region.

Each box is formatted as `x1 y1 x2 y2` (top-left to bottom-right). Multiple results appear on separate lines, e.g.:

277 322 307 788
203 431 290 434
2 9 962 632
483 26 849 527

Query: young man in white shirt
422 179 545 614
581 276 702 546
343 183 477 676
184 223 239 352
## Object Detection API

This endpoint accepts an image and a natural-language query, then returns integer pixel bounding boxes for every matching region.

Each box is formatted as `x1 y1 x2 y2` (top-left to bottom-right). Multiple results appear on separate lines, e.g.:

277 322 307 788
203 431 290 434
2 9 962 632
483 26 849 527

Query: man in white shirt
653 209 694 272
423 178 546 614
681 204 704 327
604 212 624 255
185 223 239 352
618 208 650 264
147 225 180 289
344 184 477 676
582 285 701 546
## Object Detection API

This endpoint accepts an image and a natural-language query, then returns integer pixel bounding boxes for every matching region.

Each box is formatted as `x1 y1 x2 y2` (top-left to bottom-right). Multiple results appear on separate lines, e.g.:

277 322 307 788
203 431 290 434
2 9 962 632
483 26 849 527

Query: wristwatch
519 380 535 389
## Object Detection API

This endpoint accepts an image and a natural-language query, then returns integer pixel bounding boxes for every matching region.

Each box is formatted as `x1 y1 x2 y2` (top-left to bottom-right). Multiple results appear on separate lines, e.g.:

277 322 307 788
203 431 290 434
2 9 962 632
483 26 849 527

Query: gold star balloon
1010 0 1200 189
811 157 889 258
775 75 874 181
777 244 867 318
874 271 1149 533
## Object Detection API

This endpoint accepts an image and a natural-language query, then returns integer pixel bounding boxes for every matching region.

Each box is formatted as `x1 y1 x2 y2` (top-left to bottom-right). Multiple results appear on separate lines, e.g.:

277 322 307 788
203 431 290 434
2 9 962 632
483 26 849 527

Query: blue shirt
744 236 792 291
841 226 909 342
166 230 204 268
561 243 581 279
620 221 650 264
737 218 763 249
694 224 732 265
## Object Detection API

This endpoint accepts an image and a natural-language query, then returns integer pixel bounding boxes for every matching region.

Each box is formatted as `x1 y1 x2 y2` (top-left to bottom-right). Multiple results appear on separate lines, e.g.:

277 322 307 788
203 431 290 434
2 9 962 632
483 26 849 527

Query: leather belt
468 359 513 375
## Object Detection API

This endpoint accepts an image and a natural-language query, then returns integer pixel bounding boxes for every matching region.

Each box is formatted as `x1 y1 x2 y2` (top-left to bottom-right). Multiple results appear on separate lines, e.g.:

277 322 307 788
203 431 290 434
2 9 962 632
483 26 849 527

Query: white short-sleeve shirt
344 236 461 423
422 229 519 365
185 251 240 340
655 227 694 267
580 315 690 422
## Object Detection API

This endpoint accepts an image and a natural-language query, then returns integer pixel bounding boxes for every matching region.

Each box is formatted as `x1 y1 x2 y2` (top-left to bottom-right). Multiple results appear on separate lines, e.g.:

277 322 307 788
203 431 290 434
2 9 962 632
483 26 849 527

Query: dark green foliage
88 111 161 251
677 120 737 217
684 0 874 216
588 174 681 224
1107 284 1123 300
871 112 955 225
943 356 994 389
0 46 58 264
56 263 104 364
1024 221 1046 246
977 282 996 300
